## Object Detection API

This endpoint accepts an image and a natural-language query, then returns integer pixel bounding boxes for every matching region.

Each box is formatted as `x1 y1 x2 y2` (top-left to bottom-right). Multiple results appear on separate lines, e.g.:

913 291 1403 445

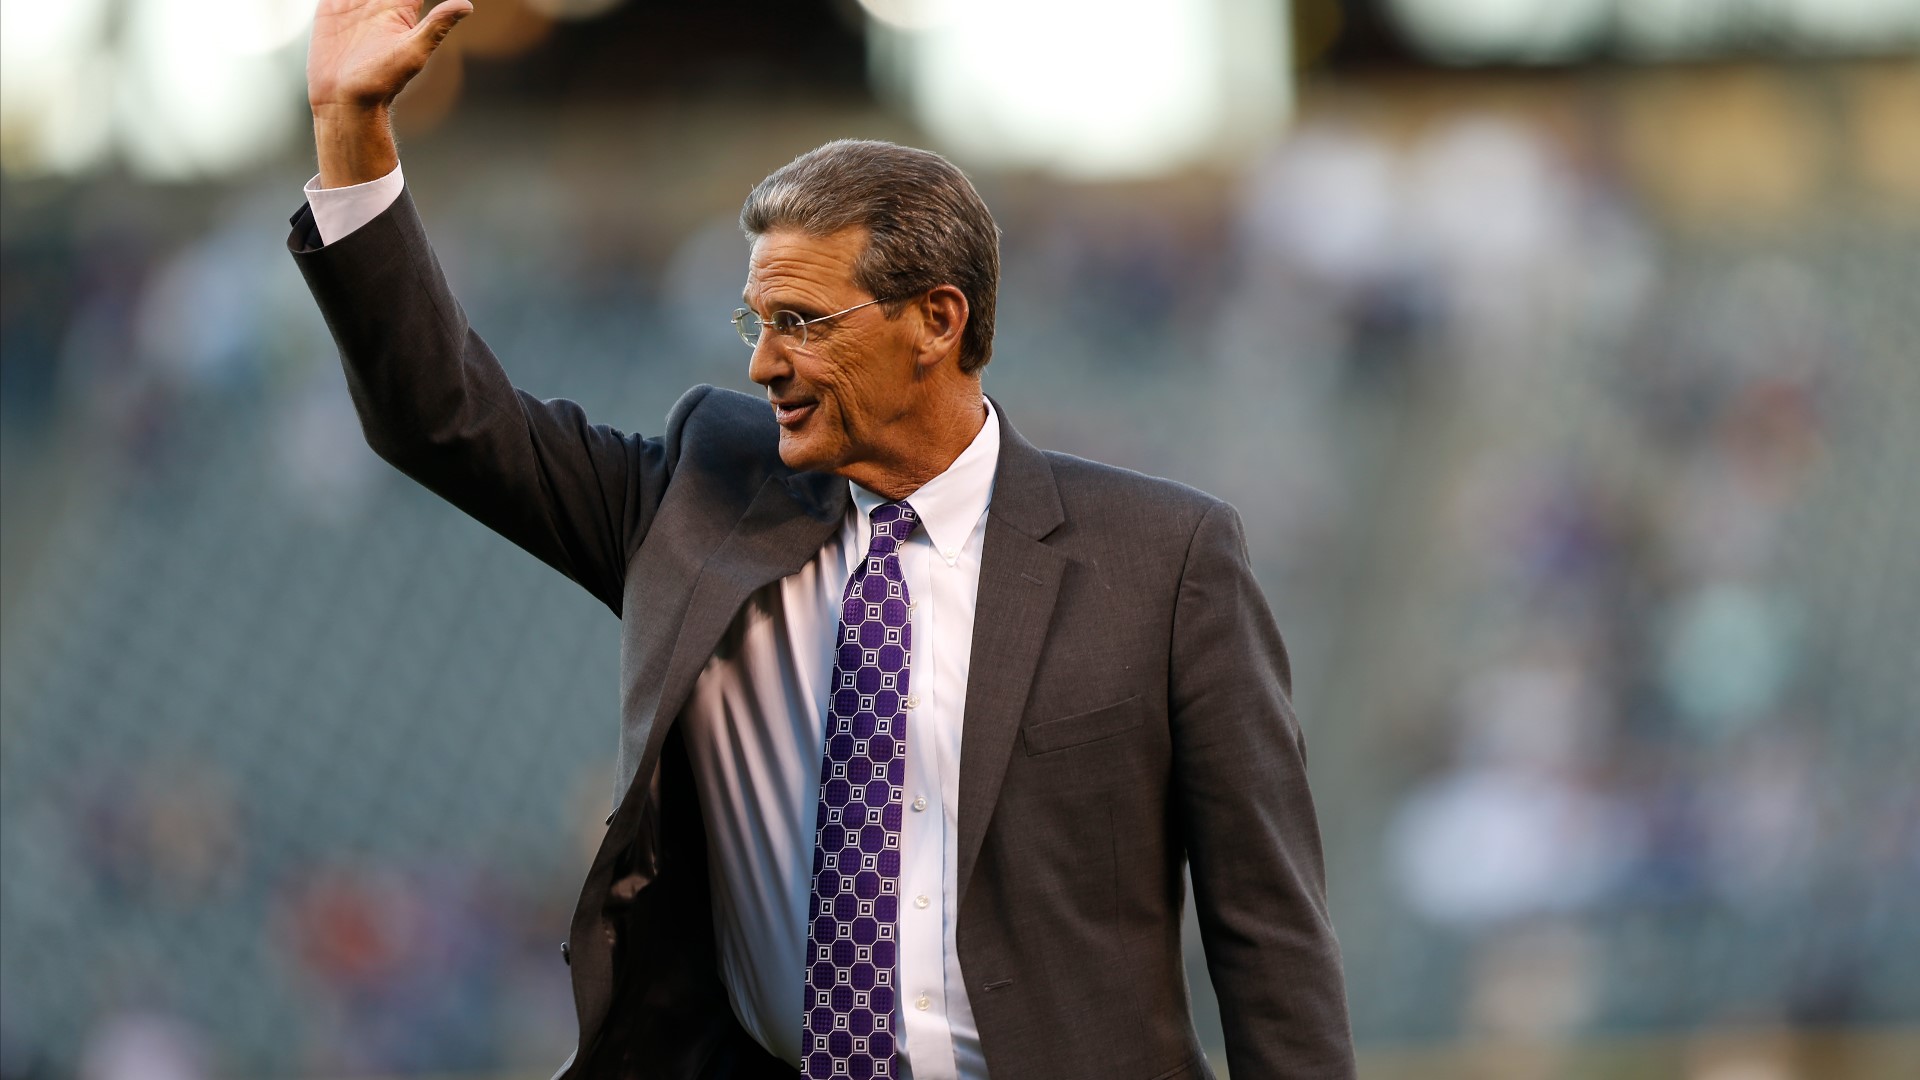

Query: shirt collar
850 399 999 555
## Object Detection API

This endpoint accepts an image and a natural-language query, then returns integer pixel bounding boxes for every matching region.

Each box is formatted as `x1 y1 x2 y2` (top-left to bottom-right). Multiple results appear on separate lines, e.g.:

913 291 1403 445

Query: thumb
409 0 474 57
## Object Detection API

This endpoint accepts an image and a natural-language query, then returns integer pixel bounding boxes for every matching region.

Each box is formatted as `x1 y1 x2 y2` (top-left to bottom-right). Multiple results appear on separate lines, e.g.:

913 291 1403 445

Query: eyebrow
741 294 824 319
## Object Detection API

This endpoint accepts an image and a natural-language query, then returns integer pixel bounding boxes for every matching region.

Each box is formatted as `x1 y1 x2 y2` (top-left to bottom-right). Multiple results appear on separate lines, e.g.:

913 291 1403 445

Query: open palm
308 0 472 112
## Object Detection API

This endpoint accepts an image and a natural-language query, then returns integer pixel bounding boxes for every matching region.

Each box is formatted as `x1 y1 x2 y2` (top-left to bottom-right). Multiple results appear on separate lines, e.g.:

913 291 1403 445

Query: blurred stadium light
865 0 1292 179
0 0 627 179
0 0 122 175
6 1 1916 179
1385 0 1920 63
0 0 313 178
1385 0 1613 64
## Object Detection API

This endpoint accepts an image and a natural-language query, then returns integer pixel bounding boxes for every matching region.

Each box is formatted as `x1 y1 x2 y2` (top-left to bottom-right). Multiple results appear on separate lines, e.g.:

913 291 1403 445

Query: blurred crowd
4 65 1917 1077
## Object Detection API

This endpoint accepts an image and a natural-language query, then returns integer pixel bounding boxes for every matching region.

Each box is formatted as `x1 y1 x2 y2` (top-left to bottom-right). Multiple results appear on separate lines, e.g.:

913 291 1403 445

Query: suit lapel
956 407 1066 903
636 469 851 775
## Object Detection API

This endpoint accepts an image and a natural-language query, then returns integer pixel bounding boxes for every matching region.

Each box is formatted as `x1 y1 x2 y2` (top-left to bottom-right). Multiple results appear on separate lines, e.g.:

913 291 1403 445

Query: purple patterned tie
803 501 919 1080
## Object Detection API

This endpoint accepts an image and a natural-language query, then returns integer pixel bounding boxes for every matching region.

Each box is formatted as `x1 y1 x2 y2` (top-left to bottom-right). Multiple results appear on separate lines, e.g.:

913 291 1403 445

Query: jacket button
604 809 615 826
561 940 571 966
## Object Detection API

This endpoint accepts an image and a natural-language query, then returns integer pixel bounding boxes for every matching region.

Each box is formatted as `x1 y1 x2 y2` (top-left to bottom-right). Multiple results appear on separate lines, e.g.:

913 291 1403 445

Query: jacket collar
980 396 1065 542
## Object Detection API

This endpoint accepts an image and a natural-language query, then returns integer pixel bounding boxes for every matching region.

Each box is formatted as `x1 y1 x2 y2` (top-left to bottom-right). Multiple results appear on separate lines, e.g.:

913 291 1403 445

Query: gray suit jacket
289 190 1354 1080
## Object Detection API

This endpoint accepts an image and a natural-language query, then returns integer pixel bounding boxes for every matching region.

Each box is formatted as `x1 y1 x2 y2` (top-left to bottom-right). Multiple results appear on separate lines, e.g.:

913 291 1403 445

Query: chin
776 431 834 475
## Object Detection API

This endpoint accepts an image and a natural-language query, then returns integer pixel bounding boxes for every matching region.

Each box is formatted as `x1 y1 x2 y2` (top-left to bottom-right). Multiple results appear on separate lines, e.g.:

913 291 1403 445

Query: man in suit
293 3 1354 1078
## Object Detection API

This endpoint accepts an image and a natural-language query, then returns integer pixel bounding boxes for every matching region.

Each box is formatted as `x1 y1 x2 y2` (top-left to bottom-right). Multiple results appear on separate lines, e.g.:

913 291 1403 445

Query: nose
747 334 789 388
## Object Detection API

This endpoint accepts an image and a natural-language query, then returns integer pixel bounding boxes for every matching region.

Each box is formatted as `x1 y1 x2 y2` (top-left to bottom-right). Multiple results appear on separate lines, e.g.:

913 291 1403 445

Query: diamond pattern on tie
804 501 918 1080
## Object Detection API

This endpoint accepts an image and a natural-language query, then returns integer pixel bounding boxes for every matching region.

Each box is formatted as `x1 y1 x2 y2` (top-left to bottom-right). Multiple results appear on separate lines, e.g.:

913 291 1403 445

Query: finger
409 0 473 55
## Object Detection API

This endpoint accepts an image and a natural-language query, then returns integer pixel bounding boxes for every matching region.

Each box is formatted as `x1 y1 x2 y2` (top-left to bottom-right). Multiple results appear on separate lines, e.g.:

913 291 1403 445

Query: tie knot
867 501 919 554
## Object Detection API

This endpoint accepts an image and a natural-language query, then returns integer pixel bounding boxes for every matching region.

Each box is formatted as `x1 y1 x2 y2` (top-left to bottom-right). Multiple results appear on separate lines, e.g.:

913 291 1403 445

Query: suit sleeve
288 188 683 616
1170 501 1356 1078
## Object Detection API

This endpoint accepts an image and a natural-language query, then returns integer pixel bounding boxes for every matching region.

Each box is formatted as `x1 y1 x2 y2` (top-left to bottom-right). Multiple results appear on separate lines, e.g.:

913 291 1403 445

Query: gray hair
739 139 1001 373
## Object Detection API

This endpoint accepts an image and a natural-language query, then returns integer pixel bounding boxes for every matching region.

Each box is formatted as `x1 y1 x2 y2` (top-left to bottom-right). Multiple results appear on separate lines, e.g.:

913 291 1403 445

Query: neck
840 383 988 501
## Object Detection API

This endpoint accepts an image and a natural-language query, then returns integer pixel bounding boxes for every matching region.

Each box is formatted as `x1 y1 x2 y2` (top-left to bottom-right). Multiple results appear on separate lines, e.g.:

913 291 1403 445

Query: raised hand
308 0 472 187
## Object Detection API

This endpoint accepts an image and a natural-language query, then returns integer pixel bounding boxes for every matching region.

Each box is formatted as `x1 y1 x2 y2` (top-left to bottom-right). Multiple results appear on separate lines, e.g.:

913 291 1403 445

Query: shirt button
914 894 930 909
915 994 931 1011
911 796 927 812
905 695 920 709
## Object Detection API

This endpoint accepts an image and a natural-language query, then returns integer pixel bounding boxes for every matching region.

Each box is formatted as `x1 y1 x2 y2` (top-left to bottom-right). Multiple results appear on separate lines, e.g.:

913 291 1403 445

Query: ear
914 285 970 372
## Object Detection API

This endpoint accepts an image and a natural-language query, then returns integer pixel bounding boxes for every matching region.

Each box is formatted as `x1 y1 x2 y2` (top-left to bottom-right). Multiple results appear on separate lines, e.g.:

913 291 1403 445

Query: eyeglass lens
733 309 808 348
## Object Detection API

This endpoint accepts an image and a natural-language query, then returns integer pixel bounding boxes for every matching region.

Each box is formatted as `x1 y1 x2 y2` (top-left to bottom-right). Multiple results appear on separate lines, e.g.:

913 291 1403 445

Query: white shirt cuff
303 163 405 246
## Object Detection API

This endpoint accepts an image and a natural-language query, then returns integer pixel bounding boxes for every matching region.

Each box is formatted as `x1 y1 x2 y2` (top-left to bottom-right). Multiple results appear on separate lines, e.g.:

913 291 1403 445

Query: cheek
837 336 914 413
811 353 884 425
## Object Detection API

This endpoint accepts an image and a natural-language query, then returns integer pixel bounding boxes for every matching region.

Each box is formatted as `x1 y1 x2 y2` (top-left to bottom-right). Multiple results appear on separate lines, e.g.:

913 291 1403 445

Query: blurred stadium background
3 1 1918 1077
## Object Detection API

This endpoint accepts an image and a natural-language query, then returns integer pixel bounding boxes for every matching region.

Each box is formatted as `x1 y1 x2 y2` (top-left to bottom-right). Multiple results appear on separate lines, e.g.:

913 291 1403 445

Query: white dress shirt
303 167 407 249
676 412 998 1080
306 168 996 1078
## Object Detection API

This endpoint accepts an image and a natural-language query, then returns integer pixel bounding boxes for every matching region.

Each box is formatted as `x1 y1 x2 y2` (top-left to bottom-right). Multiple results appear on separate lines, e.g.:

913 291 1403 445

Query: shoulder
1043 449 1227 519
654 384 786 508
665 384 779 464
670 383 771 436
1040 449 1235 557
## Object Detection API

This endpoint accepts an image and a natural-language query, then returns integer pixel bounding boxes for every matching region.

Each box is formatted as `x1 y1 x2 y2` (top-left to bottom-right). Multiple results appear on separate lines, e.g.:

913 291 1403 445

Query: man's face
743 226 922 477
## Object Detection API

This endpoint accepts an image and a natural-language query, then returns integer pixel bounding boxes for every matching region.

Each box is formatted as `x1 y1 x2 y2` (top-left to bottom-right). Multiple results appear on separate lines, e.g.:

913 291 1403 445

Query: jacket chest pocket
1021 694 1146 755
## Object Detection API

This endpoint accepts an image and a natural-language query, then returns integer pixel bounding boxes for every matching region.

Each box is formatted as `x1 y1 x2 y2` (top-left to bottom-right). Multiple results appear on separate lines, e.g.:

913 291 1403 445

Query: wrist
312 105 398 190
312 100 390 130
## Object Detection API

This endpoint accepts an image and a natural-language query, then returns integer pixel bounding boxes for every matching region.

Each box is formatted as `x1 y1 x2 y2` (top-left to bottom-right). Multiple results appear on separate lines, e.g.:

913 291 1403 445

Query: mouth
770 399 817 428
